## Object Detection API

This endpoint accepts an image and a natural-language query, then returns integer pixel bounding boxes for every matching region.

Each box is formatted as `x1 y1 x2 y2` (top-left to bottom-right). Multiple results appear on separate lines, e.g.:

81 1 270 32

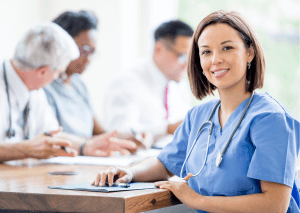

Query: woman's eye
201 50 210 55
223 46 233 51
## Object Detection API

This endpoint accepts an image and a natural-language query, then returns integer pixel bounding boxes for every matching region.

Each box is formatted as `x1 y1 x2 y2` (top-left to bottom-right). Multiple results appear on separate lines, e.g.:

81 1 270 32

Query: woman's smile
211 68 230 78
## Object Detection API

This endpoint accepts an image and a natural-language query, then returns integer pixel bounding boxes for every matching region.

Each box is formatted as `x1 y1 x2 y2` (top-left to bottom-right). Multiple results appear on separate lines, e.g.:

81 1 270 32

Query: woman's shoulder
71 74 88 91
44 77 64 94
251 92 294 117
188 98 220 118
249 92 298 125
43 79 59 97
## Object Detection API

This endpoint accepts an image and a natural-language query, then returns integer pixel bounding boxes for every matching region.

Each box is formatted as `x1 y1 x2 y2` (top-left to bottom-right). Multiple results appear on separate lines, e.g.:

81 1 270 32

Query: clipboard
48 182 157 192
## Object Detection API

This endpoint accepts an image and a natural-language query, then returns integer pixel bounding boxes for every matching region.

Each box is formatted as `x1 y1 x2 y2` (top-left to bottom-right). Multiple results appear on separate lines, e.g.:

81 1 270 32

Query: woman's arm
156 180 291 213
93 117 105 135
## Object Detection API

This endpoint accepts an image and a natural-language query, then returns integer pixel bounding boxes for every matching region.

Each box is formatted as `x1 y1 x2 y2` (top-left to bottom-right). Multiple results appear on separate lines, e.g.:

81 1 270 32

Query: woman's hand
91 166 133 187
154 181 201 210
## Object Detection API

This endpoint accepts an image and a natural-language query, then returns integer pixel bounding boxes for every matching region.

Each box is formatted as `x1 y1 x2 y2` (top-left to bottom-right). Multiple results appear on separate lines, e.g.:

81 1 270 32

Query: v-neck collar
52 75 79 97
213 96 252 135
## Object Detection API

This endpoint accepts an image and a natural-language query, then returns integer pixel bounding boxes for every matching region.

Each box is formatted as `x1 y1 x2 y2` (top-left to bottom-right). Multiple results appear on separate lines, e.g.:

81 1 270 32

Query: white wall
0 0 180 122
39 0 124 122
0 0 43 60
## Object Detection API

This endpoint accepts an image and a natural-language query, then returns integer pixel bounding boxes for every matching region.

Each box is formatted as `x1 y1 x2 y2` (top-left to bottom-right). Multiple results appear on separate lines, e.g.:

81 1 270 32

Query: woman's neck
218 86 251 129
63 69 73 86
218 88 251 114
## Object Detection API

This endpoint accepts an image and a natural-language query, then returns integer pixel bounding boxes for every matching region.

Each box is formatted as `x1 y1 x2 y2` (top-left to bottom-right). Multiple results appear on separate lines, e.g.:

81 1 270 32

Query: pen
130 128 137 137
44 132 71 154
105 181 130 188
130 128 143 142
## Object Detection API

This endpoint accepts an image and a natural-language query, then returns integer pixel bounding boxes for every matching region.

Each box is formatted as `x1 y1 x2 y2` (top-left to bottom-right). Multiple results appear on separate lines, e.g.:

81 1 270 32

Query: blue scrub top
158 92 300 213
44 74 94 137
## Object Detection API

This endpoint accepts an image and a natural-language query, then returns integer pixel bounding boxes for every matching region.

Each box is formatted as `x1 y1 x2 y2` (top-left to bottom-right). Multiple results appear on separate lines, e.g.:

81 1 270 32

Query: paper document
42 149 161 167
42 156 142 167
49 182 157 192
152 134 173 149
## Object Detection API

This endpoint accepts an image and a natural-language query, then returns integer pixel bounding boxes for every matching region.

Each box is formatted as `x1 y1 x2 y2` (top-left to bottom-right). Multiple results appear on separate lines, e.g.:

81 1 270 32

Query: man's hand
18 129 77 159
83 130 137 157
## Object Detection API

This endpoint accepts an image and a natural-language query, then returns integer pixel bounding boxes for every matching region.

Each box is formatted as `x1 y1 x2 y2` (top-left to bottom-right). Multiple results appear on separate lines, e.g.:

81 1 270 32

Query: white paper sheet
152 134 174 149
43 149 161 167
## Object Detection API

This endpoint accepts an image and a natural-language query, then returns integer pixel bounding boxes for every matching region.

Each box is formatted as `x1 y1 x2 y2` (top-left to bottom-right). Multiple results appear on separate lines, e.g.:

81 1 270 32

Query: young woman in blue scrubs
92 10 300 212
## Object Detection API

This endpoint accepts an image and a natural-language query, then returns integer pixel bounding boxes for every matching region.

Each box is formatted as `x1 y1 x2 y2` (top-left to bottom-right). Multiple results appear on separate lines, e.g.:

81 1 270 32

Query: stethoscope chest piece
216 152 223 167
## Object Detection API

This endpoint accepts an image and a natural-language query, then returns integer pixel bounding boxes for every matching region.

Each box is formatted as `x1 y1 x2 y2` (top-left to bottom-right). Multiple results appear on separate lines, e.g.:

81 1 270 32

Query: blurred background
0 0 299 122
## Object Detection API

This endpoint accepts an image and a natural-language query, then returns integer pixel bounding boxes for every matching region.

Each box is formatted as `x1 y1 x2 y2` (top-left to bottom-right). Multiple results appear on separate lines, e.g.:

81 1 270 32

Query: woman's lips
211 69 229 78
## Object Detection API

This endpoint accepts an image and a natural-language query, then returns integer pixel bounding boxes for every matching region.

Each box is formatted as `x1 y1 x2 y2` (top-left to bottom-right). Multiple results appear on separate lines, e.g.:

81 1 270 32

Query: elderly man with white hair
0 22 136 161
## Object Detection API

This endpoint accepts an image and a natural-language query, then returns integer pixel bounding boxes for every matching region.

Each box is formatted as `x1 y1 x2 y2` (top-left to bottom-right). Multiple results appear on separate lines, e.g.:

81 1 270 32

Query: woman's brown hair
187 10 265 100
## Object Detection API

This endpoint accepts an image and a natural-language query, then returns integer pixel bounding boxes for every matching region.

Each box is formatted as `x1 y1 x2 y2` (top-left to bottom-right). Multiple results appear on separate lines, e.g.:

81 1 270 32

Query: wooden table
0 159 180 213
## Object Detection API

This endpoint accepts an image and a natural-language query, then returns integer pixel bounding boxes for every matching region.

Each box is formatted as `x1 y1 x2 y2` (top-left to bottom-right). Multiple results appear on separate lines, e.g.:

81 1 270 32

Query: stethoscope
180 91 254 180
3 62 16 138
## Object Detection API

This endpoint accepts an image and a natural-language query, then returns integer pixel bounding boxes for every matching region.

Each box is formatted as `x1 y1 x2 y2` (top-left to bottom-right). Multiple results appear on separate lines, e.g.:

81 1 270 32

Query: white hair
13 22 79 71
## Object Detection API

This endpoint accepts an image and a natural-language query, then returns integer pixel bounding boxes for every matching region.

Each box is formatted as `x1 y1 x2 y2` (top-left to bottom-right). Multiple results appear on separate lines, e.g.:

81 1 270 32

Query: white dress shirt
0 60 59 143
103 58 191 142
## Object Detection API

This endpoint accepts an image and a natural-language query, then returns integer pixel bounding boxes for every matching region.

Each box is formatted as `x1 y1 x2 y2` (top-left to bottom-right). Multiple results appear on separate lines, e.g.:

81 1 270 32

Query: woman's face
66 29 97 75
197 23 254 92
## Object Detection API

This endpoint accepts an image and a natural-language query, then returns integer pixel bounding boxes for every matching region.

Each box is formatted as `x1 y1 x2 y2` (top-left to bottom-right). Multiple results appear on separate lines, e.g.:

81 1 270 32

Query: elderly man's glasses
79 45 95 57
161 40 188 64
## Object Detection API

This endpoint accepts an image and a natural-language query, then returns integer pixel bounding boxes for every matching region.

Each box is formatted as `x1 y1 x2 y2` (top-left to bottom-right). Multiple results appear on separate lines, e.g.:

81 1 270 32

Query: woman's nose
212 51 223 65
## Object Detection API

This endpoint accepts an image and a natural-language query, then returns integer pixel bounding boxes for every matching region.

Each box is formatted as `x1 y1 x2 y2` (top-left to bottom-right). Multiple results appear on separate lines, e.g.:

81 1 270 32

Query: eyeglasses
78 45 95 57
160 40 188 64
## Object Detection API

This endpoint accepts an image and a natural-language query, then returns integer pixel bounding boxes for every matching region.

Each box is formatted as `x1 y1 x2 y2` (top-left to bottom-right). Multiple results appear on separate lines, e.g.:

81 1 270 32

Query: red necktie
164 84 169 120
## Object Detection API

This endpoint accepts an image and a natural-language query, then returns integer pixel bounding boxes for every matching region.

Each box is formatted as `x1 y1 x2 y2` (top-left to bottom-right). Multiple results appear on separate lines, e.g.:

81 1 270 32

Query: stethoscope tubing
180 92 254 179
3 62 14 138
220 92 254 156
180 100 220 179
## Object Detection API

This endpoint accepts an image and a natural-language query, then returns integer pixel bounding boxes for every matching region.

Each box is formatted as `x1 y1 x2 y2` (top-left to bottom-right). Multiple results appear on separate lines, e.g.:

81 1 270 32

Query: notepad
48 182 157 192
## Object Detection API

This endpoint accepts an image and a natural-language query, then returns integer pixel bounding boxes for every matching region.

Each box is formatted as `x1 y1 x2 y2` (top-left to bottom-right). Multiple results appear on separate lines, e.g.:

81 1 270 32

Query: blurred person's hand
18 129 77 159
116 133 146 153
83 130 137 157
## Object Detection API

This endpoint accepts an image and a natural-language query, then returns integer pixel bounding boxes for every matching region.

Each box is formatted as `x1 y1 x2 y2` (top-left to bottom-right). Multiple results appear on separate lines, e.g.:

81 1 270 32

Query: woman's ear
247 45 255 63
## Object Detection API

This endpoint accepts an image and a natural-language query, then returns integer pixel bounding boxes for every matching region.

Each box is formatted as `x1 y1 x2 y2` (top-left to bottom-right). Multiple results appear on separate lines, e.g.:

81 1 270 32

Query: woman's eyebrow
199 40 234 49
199 45 209 49
221 40 234 45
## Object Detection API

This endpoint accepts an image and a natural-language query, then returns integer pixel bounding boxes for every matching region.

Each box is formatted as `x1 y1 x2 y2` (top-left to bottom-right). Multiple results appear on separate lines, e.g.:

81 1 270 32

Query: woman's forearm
194 181 291 213
131 157 173 182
